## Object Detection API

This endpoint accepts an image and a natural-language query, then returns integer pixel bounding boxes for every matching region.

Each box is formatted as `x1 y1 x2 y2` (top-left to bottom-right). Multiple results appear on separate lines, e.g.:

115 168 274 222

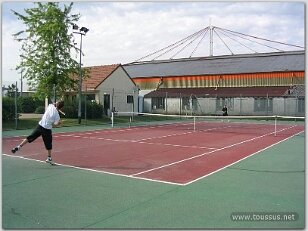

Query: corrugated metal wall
133 71 304 90
143 96 305 116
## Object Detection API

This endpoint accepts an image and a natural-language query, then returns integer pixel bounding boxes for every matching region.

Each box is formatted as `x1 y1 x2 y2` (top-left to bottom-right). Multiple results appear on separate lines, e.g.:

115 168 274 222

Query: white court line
56 120 228 142
18 153 42 157
2 139 21 142
131 125 298 177
2 154 184 186
183 130 304 185
66 135 217 150
53 124 234 150
3 126 303 186
133 125 233 142
131 141 217 150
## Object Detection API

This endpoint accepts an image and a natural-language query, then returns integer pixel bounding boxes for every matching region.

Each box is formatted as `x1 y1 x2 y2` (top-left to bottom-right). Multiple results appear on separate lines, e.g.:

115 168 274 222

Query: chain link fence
143 93 305 116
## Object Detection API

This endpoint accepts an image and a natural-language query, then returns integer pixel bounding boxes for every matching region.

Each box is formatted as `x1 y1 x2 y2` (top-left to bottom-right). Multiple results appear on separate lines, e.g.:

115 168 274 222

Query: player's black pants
27 125 52 150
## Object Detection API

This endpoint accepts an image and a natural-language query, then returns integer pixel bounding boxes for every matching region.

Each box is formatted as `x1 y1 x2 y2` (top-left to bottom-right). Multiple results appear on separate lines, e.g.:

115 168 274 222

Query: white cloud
2 16 24 88
2 1 305 88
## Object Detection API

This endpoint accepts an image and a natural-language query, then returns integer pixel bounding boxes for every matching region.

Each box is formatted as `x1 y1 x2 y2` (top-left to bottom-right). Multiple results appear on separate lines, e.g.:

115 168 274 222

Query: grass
2 119 38 131
3 114 304 131
2 117 112 131
2 116 188 131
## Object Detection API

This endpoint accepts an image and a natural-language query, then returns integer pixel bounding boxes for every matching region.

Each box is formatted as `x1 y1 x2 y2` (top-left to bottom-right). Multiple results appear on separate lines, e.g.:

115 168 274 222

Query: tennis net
111 112 304 137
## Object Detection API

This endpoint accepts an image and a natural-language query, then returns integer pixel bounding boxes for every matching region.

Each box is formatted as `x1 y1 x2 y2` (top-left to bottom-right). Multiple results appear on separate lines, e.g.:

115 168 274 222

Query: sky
1 1 305 91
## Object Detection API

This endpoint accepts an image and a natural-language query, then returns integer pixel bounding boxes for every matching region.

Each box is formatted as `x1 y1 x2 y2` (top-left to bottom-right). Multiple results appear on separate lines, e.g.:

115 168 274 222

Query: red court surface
2 122 304 185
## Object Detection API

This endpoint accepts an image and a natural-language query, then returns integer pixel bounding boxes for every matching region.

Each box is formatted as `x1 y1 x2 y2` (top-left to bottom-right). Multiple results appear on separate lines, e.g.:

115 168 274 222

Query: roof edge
124 50 305 66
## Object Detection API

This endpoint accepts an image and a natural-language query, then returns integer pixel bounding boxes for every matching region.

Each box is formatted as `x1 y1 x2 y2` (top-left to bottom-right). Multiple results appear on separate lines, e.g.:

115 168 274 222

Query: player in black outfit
222 105 228 116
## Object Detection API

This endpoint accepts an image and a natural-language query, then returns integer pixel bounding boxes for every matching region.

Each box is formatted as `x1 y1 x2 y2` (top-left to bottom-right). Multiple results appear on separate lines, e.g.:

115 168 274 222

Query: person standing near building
11 101 65 165
222 104 228 116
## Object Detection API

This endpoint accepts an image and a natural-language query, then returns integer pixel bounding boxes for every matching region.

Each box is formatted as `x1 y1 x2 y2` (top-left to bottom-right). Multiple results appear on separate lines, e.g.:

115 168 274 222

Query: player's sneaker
11 146 20 153
45 157 55 165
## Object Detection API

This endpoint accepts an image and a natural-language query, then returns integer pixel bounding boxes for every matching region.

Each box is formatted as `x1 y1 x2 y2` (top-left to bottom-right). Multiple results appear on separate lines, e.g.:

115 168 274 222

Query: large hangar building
123 50 305 116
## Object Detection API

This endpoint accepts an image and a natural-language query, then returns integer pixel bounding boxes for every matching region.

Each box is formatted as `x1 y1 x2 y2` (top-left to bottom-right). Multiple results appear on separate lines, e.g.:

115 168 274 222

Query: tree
12 2 80 100
6 84 19 98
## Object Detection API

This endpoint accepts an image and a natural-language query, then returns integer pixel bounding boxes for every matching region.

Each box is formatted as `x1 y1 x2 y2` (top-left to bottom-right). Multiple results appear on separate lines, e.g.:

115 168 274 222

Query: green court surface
2 127 305 229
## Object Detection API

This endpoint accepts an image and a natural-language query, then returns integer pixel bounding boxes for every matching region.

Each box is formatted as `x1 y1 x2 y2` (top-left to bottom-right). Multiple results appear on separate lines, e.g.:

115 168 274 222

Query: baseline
2 154 184 186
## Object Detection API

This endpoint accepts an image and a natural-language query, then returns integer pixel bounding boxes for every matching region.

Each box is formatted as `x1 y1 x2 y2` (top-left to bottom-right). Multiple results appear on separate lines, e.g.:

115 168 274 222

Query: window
216 98 234 111
254 98 273 112
298 97 305 113
85 94 95 101
192 97 199 111
152 97 165 109
127 95 133 104
182 97 190 110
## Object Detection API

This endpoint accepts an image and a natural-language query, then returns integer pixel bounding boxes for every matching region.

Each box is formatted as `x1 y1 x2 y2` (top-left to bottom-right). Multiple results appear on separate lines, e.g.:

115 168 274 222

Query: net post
129 116 131 128
111 112 114 128
194 116 196 131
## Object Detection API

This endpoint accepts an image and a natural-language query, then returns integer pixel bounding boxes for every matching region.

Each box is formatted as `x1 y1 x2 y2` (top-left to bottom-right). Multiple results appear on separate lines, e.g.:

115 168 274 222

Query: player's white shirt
39 104 60 129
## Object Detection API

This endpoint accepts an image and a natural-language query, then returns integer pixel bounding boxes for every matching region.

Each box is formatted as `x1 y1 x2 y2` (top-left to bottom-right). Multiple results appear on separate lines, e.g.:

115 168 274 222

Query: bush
18 96 45 113
62 100 104 119
35 106 45 114
84 101 104 119
64 104 78 118
18 96 36 113
2 97 17 121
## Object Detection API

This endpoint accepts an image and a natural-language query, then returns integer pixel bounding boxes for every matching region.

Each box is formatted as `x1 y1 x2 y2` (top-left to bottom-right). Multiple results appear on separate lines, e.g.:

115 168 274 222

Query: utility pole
20 69 23 97
15 81 18 130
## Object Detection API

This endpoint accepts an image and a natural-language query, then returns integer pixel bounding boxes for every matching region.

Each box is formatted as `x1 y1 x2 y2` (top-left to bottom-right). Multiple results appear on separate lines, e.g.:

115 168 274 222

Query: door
103 94 110 115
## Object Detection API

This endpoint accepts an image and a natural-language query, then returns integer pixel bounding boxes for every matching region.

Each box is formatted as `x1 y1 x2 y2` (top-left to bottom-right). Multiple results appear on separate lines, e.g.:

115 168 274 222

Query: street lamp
73 24 89 124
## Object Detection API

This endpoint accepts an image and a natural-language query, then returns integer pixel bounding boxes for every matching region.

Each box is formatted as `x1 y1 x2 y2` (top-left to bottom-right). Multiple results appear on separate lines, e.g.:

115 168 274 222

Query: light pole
14 81 18 130
73 24 89 124
20 69 23 97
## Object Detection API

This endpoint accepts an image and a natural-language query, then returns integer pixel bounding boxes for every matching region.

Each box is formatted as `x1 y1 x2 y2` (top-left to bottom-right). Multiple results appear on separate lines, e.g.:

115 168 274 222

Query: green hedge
63 100 104 119
35 106 45 114
18 96 44 113
64 104 78 118
2 97 18 121
2 96 104 120
84 101 104 119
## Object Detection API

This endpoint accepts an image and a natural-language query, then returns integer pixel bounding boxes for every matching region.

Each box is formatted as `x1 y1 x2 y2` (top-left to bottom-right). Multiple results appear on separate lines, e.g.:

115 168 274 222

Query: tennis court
2 114 305 228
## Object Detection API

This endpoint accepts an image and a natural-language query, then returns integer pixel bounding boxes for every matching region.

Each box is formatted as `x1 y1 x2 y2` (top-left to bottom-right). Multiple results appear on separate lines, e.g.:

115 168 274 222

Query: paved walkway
19 113 43 119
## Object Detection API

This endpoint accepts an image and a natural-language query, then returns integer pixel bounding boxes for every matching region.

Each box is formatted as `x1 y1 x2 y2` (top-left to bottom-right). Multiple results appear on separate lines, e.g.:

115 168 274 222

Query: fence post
15 81 18 130
295 95 298 116
85 85 87 124
274 115 277 136
111 112 114 128
179 93 182 115
266 93 269 116
239 94 242 116
165 92 168 114
190 94 193 116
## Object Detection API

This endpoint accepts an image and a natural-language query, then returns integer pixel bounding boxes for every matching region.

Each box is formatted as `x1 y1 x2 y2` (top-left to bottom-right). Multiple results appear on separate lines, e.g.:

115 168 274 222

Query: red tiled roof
82 64 121 90
144 86 291 98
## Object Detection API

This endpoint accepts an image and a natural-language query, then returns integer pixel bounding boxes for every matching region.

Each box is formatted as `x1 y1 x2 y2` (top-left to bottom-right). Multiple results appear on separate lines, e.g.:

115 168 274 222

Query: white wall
144 98 152 112
138 90 154 113
96 67 139 114
143 96 304 116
